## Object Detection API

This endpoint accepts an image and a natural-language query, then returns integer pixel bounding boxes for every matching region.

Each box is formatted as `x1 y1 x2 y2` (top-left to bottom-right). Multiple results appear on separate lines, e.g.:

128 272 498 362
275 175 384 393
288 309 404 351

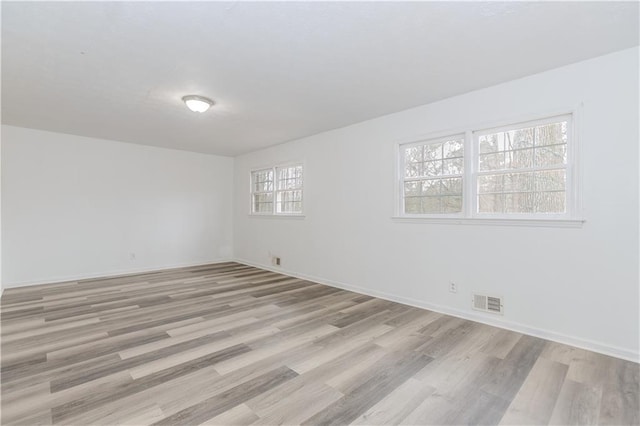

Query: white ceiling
2 2 638 156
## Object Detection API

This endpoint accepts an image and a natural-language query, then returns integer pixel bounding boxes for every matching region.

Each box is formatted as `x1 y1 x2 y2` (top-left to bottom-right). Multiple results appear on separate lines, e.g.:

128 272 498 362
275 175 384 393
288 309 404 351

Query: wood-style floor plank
1 262 638 425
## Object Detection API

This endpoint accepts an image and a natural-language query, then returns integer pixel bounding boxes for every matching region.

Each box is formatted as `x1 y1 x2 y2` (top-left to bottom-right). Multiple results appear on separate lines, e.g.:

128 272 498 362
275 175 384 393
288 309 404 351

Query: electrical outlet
129 252 136 261
449 281 457 293
272 256 281 266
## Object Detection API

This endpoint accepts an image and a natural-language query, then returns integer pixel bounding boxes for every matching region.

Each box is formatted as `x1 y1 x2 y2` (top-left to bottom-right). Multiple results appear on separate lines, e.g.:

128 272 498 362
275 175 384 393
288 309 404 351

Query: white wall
234 47 639 361
0 133 3 293
2 126 234 287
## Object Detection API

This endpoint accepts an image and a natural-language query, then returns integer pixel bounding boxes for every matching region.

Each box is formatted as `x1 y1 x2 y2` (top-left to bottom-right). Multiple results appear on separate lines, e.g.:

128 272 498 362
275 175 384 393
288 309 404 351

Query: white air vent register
472 293 504 315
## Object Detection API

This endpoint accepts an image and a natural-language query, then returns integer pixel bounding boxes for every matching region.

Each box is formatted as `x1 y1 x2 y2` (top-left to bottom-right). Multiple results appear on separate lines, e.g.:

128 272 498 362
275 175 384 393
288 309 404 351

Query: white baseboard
235 257 639 363
1 259 232 290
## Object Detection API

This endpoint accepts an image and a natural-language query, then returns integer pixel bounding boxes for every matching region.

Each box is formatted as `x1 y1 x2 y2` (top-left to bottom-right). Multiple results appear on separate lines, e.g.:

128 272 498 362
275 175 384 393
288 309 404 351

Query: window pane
504 172 534 192
422 196 441 213
423 160 442 177
405 162 421 178
260 202 273 213
405 146 423 163
505 148 534 169
403 192 464 214
277 190 289 204
252 169 273 183
441 177 462 195
478 174 503 193
535 191 566 213
404 138 463 180
504 192 534 213
252 169 274 192
535 170 566 192
441 196 462 213
478 193 504 213
442 158 463 175
253 193 274 213
536 122 567 146
255 193 273 203
424 143 443 161
277 166 303 190
443 140 464 158
478 120 567 173
479 134 499 154
276 190 303 213
254 180 273 192
475 117 569 215
478 170 565 214
506 127 535 149
405 197 422 214
479 152 505 171
422 179 440 196
535 144 567 167
404 181 421 196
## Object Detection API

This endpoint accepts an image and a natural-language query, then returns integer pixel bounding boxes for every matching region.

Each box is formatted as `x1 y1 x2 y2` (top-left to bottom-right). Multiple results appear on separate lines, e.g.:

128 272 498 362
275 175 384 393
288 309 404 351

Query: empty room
1 1 638 425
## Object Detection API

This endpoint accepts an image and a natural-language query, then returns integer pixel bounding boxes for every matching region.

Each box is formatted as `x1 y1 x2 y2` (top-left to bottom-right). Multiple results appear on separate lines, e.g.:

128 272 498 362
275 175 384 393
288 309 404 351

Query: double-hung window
251 164 303 215
398 113 578 222
402 136 465 215
475 115 571 217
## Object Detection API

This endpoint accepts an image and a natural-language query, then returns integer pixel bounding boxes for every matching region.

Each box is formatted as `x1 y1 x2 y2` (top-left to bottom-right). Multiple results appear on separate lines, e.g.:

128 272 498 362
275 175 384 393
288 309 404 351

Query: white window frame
399 134 466 219
471 114 574 220
250 167 275 216
249 162 305 217
394 109 584 227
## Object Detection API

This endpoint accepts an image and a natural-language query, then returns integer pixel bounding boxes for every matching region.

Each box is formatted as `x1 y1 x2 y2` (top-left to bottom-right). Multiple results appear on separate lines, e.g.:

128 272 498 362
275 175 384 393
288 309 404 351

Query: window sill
248 214 306 220
391 216 585 228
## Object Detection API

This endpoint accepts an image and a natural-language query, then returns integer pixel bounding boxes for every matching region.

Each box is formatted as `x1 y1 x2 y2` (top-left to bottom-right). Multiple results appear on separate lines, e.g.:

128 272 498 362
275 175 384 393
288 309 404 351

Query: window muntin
398 114 575 221
475 118 569 215
402 136 464 214
276 165 303 214
251 164 303 215
251 169 274 214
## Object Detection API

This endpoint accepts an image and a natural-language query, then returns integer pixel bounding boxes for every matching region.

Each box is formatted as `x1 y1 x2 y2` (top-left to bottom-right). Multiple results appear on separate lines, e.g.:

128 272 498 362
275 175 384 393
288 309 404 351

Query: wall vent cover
472 294 504 315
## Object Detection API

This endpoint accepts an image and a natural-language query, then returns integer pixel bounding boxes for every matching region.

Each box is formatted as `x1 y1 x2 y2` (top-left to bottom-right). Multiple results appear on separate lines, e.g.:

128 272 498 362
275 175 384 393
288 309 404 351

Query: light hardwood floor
1 262 638 425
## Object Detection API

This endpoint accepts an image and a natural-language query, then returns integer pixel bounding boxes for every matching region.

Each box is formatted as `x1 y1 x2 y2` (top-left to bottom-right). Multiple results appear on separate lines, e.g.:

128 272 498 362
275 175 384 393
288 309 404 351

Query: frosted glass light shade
182 95 213 113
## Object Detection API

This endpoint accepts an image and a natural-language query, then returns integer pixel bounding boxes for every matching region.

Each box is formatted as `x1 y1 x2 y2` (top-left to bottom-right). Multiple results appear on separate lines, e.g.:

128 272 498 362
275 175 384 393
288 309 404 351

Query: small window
251 164 303 215
276 165 303 214
251 169 274 214
474 116 570 216
401 135 465 215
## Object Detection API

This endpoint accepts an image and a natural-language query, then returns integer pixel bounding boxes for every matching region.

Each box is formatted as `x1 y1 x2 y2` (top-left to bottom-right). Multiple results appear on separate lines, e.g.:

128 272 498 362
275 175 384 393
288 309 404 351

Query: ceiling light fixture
182 95 214 113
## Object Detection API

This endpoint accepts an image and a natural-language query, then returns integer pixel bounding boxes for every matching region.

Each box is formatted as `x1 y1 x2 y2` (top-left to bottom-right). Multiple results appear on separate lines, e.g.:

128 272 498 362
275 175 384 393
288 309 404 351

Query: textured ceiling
2 1 638 156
